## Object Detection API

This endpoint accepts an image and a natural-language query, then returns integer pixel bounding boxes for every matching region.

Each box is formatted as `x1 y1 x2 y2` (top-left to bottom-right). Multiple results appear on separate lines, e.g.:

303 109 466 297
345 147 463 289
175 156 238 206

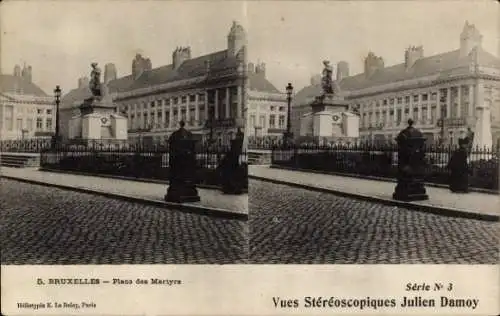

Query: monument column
225 87 230 119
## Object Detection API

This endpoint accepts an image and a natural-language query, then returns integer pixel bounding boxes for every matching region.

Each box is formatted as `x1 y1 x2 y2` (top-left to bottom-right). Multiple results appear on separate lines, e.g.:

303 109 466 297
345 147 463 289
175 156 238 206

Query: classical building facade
0 64 54 140
60 21 248 146
292 21 500 146
246 62 288 137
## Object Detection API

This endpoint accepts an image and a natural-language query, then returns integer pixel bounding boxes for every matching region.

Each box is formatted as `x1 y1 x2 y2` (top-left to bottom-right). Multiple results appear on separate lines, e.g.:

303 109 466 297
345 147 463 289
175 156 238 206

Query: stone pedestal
68 96 128 141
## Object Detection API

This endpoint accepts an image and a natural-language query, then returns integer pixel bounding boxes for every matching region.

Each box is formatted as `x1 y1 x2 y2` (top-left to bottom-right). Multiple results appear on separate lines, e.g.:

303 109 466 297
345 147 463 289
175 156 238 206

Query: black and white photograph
246 1 500 264
1 0 499 314
1 1 249 265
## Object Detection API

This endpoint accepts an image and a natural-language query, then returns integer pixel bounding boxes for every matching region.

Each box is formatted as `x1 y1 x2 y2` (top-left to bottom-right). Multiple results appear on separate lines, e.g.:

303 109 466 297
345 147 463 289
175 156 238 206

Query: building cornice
343 66 500 100
248 90 286 102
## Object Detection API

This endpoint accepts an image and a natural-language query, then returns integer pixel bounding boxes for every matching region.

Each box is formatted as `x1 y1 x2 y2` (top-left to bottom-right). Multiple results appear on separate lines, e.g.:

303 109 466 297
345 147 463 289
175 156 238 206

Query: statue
322 60 334 95
89 63 102 97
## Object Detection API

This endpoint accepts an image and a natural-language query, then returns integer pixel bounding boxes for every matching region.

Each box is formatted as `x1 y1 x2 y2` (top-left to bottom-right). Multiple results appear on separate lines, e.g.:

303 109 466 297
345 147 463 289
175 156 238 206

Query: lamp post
52 85 62 149
284 83 294 146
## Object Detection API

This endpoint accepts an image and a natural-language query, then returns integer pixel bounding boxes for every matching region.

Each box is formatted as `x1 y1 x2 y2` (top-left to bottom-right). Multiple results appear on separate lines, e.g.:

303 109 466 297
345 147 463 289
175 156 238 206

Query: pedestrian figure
447 137 469 193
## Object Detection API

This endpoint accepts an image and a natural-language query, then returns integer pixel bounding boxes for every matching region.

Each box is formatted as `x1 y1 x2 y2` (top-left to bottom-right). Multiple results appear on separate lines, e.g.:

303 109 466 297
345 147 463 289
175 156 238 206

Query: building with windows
60 21 248 146
246 62 288 137
0 64 54 140
292 21 500 146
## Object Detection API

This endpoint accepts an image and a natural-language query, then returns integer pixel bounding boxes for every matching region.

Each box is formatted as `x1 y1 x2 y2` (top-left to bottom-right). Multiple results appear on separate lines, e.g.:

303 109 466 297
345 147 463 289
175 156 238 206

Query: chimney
13 64 21 77
104 63 117 83
172 46 191 70
255 62 266 78
310 74 322 86
132 53 151 80
364 52 384 78
404 45 424 69
78 76 90 89
336 61 349 81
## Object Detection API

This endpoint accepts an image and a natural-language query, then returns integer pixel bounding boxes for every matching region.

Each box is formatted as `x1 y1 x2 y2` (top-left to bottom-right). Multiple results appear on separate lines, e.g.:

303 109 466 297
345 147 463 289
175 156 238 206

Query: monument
299 61 359 143
68 63 127 143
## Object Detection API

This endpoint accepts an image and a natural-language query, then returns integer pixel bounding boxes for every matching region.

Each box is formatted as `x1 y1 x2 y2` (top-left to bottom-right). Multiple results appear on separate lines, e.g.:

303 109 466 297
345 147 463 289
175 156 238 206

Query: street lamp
284 83 294 145
52 85 62 149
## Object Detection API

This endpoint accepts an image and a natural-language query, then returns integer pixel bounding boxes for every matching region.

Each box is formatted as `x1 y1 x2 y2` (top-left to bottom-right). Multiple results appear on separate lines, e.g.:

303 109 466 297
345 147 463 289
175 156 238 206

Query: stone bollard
392 119 429 201
165 121 201 203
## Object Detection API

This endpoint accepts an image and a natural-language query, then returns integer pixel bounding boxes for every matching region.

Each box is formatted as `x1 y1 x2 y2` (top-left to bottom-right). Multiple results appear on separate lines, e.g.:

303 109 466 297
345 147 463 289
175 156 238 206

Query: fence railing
271 143 499 191
39 145 248 187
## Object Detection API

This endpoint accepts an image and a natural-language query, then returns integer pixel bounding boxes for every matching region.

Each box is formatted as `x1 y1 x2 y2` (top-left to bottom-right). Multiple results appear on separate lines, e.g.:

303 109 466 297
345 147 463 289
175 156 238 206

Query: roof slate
293 47 500 106
248 72 281 93
0 74 48 97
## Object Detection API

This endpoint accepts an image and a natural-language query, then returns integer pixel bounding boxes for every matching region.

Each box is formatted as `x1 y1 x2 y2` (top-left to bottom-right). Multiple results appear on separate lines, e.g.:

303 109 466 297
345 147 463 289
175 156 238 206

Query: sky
1 0 498 96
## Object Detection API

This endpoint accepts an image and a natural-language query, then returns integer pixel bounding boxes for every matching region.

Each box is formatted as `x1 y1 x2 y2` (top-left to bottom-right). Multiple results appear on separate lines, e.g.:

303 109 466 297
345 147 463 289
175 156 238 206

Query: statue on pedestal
322 60 334 95
89 63 102 97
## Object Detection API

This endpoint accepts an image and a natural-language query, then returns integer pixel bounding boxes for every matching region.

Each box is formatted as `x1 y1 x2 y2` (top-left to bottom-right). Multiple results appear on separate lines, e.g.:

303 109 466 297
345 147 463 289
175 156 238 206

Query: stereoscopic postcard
0 0 498 315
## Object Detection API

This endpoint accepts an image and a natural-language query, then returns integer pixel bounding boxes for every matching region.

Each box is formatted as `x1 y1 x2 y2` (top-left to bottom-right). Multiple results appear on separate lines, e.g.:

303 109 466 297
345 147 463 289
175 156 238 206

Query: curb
249 174 499 222
37 168 249 194
269 165 498 195
2 175 248 221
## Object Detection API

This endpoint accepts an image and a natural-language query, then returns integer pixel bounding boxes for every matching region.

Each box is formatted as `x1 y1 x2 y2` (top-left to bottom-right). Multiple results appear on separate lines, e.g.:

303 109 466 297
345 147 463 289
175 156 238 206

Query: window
36 118 43 130
422 94 428 101
17 118 23 130
279 115 285 129
181 96 187 103
397 97 403 104
250 115 256 128
5 106 13 131
259 115 266 129
405 96 410 104
173 97 178 104
390 99 394 105
37 109 43 114
396 109 402 124
431 92 437 101
189 95 196 102
46 109 52 115
413 95 419 102
279 106 285 112
46 118 52 130
269 115 276 128
165 99 171 106
189 109 195 123
383 100 388 106
198 93 205 101
151 101 155 108
270 106 275 112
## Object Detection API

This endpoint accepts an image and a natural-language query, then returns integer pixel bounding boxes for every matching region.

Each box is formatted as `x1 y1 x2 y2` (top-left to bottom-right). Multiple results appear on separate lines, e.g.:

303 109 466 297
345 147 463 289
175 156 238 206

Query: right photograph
247 1 499 264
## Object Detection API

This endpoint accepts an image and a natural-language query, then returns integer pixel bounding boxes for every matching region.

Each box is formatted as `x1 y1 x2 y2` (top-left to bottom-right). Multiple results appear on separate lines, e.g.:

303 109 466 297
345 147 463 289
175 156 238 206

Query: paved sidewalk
1 167 247 218
249 165 499 221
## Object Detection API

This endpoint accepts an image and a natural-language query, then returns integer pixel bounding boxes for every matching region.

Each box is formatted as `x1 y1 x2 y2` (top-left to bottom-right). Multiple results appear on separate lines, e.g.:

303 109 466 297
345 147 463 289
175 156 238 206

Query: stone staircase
248 150 272 165
0 153 40 168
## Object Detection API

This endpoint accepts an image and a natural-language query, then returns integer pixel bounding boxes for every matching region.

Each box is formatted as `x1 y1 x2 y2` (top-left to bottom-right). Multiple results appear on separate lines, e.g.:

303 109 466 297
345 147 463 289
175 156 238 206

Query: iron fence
39 145 248 187
271 143 500 191
0 138 52 153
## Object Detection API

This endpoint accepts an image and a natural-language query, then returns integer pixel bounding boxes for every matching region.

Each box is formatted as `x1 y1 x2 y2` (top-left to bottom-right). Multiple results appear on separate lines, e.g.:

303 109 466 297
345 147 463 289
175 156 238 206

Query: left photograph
0 2 249 264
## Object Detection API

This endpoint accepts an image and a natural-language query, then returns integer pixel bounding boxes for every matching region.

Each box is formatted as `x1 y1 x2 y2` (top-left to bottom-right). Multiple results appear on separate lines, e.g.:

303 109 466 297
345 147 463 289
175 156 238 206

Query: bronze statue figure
322 60 334 94
89 63 102 97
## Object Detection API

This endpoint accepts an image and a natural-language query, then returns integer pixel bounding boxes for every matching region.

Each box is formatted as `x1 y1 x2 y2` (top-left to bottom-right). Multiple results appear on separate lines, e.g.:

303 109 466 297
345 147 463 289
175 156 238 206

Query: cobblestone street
249 179 499 264
0 179 248 264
